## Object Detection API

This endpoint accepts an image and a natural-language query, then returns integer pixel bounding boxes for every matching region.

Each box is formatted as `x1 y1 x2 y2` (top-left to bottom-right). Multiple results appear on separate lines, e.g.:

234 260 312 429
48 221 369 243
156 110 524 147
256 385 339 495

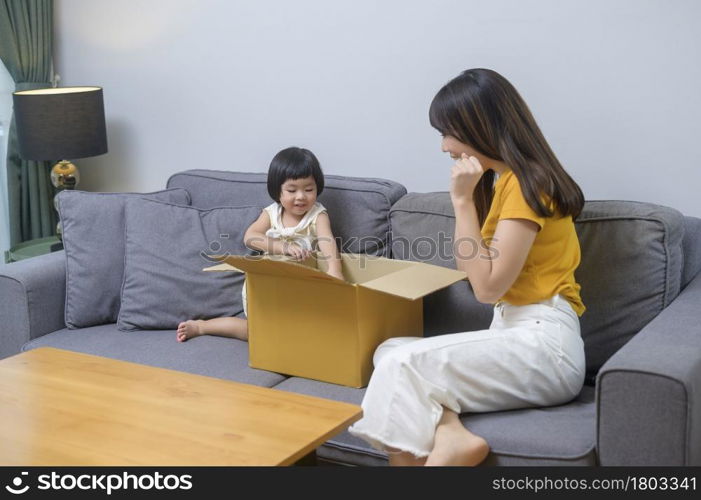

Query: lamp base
51 160 80 190
51 160 80 242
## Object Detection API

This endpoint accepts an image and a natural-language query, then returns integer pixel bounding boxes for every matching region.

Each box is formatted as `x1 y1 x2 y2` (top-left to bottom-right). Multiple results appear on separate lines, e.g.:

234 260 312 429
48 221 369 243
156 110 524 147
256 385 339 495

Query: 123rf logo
4 471 193 495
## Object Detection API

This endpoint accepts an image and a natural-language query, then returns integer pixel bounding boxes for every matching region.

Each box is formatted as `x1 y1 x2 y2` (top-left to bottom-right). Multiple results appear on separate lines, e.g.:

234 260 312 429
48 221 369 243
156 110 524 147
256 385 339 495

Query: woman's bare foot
176 320 203 342
387 448 427 466
425 409 490 466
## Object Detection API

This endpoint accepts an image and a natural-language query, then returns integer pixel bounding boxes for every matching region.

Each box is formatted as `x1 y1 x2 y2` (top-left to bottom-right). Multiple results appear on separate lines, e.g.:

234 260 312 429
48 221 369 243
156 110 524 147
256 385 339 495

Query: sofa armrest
596 271 701 465
0 251 66 359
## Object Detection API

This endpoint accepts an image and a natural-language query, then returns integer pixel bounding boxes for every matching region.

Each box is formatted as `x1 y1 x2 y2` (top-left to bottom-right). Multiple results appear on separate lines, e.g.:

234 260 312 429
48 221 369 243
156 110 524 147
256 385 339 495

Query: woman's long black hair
429 68 584 226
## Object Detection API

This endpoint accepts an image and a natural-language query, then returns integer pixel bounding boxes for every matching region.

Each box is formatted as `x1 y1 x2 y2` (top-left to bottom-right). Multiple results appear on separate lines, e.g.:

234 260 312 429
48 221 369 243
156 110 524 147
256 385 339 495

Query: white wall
54 0 701 216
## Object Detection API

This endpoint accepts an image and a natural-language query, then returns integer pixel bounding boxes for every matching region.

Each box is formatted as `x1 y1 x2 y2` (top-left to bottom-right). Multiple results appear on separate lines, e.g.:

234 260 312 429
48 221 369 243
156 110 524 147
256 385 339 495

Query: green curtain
0 0 56 246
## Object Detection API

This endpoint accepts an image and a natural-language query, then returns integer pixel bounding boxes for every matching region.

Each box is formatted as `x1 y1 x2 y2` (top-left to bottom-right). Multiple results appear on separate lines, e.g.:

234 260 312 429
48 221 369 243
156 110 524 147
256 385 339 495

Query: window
0 61 13 255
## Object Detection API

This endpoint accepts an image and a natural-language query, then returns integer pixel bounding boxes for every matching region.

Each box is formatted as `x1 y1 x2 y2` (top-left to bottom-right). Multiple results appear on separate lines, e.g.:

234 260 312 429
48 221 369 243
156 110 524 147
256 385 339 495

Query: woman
349 68 586 466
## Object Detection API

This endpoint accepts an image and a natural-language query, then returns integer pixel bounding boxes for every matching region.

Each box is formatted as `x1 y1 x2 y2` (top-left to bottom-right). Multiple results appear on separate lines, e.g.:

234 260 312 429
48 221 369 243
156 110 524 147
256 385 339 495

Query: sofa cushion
464 386 597 466
575 201 685 378
117 198 260 331
22 324 286 387
57 188 191 329
389 194 686 380
273 377 596 466
167 170 407 256
682 216 701 289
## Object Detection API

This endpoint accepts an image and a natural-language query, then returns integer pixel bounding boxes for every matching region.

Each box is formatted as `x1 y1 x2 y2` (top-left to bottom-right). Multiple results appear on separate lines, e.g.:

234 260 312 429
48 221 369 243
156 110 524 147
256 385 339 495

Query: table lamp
12 86 108 239
13 86 108 189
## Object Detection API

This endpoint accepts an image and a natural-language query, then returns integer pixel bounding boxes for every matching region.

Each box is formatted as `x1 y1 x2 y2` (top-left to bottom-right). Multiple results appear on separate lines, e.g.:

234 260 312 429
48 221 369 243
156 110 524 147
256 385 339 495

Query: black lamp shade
12 86 108 161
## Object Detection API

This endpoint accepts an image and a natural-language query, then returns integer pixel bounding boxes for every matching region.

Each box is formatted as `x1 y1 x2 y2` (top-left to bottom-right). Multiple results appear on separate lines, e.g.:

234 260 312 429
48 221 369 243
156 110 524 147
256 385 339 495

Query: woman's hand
283 241 311 261
450 153 485 205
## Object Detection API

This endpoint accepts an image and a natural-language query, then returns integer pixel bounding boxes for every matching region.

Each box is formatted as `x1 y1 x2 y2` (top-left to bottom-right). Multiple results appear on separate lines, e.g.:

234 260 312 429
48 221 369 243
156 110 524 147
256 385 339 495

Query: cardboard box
205 253 466 388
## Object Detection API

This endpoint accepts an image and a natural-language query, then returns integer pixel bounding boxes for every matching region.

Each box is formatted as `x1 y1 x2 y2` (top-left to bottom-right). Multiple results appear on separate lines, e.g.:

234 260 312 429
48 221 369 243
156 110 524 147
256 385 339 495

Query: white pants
348 294 586 457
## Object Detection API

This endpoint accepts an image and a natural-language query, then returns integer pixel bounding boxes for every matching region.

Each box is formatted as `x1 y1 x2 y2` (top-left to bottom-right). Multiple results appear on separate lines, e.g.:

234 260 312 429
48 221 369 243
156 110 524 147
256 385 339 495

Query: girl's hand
283 241 311 261
450 153 485 205
327 269 345 281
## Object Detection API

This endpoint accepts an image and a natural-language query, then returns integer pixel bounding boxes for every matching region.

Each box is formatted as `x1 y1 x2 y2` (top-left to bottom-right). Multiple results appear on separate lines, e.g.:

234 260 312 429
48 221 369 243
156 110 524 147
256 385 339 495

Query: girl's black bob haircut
267 147 324 202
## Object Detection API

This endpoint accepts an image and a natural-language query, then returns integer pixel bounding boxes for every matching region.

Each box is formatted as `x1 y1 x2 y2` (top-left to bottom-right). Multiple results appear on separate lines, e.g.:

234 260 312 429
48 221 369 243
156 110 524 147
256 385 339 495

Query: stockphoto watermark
3 470 193 496
199 232 499 265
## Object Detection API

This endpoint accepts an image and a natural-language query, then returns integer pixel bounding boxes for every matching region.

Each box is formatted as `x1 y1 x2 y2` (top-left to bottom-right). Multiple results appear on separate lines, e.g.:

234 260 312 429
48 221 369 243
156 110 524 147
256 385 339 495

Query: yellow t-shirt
480 169 586 316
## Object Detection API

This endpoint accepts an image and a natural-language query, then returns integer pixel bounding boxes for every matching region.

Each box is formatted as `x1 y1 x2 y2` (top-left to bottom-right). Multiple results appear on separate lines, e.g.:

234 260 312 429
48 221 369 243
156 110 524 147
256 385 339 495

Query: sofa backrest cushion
117 198 261 331
57 188 191 328
389 193 494 335
682 216 701 289
575 200 685 376
167 170 407 256
390 194 686 378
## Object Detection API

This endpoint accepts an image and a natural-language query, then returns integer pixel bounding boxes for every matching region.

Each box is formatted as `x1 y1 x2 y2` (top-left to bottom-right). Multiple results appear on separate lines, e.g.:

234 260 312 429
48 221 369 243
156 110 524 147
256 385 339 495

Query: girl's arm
314 212 344 280
451 155 538 303
243 211 277 253
244 211 311 260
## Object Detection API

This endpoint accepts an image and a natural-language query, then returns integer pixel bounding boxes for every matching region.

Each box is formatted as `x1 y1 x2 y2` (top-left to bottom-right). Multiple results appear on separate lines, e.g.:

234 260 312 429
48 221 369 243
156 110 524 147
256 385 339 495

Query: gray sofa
2 169 700 466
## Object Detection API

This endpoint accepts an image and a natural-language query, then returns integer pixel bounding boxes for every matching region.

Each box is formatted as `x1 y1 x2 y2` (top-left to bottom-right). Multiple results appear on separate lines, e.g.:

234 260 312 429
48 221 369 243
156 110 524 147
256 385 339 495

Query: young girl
349 68 587 466
176 147 344 342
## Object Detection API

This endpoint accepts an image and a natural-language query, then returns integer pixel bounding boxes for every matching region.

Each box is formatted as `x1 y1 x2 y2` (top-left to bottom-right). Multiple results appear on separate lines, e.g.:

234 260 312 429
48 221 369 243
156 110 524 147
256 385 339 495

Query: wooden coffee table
0 348 362 465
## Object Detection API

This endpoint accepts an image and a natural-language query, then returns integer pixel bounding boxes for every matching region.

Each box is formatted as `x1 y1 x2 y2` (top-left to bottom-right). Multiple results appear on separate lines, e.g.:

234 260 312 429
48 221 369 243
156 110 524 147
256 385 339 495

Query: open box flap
203 262 242 272
206 254 346 284
359 261 467 300
340 253 417 284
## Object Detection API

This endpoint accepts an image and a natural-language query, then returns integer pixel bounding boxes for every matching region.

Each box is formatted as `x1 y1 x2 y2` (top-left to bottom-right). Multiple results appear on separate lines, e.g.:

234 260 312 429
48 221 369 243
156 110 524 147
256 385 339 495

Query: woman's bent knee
373 336 422 367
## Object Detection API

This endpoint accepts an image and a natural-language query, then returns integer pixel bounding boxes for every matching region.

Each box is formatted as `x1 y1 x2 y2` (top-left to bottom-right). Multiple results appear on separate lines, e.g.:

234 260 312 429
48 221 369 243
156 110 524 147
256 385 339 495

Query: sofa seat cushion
273 377 596 466
22 325 286 387
167 170 407 256
464 385 596 466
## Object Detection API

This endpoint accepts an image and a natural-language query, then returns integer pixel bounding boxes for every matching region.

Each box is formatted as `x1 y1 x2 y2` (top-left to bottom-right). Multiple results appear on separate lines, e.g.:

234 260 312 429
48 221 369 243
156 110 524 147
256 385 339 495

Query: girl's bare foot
425 409 490 466
176 320 203 342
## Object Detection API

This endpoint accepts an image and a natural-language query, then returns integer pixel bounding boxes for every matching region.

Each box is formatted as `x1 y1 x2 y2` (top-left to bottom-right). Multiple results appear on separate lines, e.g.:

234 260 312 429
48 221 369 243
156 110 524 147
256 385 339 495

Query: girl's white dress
241 201 327 316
